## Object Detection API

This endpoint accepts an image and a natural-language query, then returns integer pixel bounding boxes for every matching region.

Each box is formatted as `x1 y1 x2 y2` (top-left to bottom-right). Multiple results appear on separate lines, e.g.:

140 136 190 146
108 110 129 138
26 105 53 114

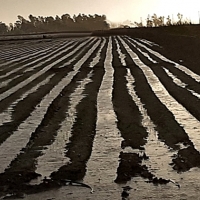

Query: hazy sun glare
144 0 200 23
0 0 200 25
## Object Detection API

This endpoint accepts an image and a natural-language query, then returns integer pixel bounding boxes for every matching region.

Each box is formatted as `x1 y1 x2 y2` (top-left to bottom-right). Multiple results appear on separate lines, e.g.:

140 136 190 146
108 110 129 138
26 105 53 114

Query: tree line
0 13 110 35
134 13 192 27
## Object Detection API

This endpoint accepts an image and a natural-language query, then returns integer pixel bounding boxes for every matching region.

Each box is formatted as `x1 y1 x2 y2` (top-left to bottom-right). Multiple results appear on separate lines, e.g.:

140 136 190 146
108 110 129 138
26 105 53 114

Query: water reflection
84 37 122 184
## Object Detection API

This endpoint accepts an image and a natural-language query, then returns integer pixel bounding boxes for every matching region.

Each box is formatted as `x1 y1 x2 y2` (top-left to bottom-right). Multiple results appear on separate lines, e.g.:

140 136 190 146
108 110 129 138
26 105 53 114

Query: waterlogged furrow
115 37 126 66
125 36 200 102
0 75 22 88
59 38 98 69
0 40 75 79
125 68 176 180
0 37 101 174
0 74 54 127
164 68 187 87
0 39 67 67
0 75 77 173
0 47 46 60
35 72 93 180
130 37 200 82
0 38 95 101
126 37 157 63
138 38 159 47
13 41 75 73
121 38 200 151
0 40 66 72
0 40 69 74
89 38 106 68
112 36 148 150
84 37 122 184
0 48 47 71
125 38 157 64
0 46 49 67
164 68 200 98
71 39 101 69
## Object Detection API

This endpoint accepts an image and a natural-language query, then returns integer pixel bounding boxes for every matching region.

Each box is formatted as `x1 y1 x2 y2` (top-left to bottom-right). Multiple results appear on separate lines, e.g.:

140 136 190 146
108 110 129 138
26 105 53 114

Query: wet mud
0 35 200 199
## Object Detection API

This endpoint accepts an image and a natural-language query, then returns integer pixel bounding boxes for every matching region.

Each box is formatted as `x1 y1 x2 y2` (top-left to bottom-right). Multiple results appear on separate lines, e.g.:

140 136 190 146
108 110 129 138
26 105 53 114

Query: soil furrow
0 39 84 74
0 40 75 80
127 37 200 95
0 39 99 144
125 67 177 182
34 72 93 181
0 42 56 72
112 36 148 150
0 39 69 69
0 38 103 192
118 36 200 172
113 36 170 184
83 37 123 185
0 39 88 89
112 36 150 183
1 35 200 199
32 38 106 181
0 73 54 127
124 37 200 121
50 38 107 182
0 38 95 104
131 37 200 81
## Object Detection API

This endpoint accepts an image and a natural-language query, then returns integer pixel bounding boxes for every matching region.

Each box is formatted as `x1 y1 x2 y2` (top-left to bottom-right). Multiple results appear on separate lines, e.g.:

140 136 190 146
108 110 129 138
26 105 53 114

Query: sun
151 0 200 23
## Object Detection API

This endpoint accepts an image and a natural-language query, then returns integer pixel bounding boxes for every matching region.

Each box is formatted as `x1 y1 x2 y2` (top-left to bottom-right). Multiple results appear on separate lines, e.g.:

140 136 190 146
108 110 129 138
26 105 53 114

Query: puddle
34 72 93 182
84 37 123 185
0 39 67 67
125 68 175 178
0 39 73 75
164 68 200 98
125 37 157 63
33 37 104 180
58 38 96 68
131 37 200 82
0 39 94 102
115 37 126 66
0 74 54 127
138 38 160 47
89 38 106 68
0 38 101 174
120 38 200 152
114 38 176 181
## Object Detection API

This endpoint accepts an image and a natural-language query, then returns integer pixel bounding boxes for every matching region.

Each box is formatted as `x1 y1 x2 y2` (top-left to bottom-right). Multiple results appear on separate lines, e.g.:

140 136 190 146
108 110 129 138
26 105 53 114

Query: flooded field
0 36 200 199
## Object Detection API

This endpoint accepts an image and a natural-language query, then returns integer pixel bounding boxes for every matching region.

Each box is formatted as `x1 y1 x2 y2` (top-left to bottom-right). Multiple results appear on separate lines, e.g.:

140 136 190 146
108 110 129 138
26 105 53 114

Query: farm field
0 35 200 199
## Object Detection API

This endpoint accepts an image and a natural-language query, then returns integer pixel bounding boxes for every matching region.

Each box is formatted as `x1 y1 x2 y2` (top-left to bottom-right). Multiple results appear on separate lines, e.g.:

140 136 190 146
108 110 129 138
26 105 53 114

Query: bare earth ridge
0 27 200 199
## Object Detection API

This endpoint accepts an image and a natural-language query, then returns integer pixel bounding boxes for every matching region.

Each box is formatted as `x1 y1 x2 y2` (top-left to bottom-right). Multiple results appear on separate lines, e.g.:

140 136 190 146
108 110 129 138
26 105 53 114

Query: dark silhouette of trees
0 12 196 35
0 13 110 35
134 13 193 28
0 22 8 34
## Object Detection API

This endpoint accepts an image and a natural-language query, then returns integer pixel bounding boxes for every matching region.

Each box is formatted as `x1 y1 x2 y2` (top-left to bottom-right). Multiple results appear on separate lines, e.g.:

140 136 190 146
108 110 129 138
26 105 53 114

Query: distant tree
166 15 172 26
177 13 183 25
1 13 110 34
61 14 74 30
8 23 14 32
0 22 8 34
146 15 153 27
13 15 34 33
134 21 143 27
151 14 164 27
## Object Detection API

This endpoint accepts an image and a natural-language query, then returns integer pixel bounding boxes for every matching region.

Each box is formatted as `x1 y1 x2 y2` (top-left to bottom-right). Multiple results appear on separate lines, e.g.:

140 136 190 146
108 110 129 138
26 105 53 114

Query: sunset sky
0 0 200 25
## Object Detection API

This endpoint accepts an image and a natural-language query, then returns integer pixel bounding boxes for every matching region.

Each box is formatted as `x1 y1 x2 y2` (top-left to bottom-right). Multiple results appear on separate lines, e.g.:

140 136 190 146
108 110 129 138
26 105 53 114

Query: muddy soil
0 31 200 199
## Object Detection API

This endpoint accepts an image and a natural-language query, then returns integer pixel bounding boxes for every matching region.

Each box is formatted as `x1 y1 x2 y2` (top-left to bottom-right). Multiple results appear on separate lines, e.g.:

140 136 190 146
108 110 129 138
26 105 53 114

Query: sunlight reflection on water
84 37 122 185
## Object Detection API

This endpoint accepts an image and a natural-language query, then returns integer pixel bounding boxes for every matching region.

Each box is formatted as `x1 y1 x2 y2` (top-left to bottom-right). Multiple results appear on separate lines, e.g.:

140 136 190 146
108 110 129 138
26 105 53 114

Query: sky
0 0 200 25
